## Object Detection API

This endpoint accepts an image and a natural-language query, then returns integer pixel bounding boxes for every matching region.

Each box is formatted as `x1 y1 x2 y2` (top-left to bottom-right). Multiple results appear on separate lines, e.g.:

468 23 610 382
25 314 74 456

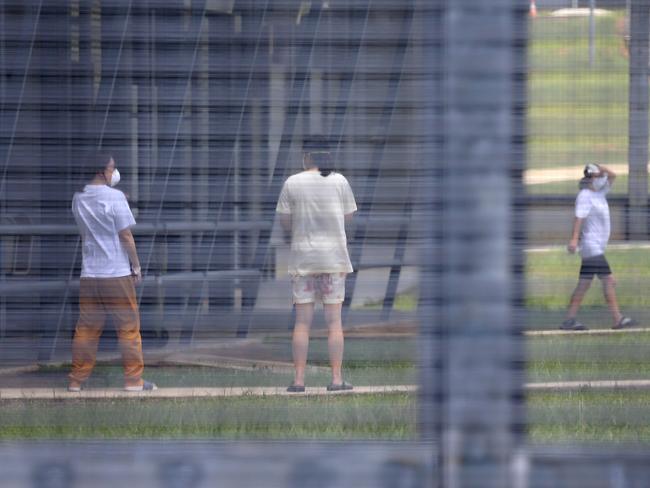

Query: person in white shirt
276 136 357 392
68 152 157 391
561 163 635 331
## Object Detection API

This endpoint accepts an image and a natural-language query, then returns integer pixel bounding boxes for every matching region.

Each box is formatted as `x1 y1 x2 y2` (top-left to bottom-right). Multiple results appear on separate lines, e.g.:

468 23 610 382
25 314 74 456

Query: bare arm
567 217 583 254
279 213 292 243
598 164 617 184
118 228 142 282
344 212 355 242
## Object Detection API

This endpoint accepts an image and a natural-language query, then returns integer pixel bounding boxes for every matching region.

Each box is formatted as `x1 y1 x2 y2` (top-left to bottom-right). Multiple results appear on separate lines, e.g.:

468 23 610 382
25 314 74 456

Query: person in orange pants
68 152 157 392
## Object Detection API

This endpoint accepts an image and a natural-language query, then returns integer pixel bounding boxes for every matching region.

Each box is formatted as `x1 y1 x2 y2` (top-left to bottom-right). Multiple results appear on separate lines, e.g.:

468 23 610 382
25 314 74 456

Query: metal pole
627 0 649 240
589 0 596 67
433 0 526 486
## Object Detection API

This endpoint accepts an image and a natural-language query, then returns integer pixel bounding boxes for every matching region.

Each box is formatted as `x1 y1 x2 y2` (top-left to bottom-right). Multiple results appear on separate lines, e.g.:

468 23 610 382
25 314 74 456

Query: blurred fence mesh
2 0 650 487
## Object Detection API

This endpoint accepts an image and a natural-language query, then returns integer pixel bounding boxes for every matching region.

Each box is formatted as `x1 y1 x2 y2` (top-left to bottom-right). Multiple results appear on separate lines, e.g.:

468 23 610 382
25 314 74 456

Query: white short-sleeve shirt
575 179 611 259
72 185 136 278
276 171 357 276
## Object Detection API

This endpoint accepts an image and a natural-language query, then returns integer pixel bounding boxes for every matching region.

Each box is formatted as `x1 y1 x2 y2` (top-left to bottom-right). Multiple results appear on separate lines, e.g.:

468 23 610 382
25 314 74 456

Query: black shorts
579 254 612 279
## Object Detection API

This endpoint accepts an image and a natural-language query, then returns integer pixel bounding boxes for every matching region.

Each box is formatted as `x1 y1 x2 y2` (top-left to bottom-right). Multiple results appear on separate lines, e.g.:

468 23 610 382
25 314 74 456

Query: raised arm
598 164 617 184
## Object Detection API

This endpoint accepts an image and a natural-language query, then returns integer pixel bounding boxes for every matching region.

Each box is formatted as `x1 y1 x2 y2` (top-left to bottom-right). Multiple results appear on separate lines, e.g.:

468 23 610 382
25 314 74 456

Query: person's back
276 135 357 393
280 171 355 276
72 185 134 278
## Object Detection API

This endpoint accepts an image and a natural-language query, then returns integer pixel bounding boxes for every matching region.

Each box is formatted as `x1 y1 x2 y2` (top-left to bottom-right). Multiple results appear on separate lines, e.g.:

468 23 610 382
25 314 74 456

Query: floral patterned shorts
291 273 347 305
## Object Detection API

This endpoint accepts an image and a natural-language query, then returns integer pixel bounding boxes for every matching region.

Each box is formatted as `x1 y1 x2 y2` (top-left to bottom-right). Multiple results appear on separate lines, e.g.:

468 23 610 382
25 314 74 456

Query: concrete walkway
526 379 650 391
4 378 650 399
0 385 416 400
524 163 645 185
525 327 650 337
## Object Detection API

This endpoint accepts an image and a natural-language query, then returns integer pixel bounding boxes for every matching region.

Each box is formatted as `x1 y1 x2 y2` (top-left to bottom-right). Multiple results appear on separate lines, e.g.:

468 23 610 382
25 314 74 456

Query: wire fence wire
1 0 650 486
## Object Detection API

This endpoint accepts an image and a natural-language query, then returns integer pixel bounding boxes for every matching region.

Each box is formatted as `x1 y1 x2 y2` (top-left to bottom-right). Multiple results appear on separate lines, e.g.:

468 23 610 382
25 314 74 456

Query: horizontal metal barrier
0 269 260 297
0 216 415 236
0 221 271 236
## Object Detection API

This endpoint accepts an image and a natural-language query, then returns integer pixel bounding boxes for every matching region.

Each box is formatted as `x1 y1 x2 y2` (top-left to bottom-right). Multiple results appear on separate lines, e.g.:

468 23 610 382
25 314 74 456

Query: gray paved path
5 378 650 399
0 385 416 399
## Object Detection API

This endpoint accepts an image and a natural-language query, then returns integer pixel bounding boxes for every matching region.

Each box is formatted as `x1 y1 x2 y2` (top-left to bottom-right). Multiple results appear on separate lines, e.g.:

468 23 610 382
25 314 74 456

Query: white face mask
592 175 607 191
109 168 121 187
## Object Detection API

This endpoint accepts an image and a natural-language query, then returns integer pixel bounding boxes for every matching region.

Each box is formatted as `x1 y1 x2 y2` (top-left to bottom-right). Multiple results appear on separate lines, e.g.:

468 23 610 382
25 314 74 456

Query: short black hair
73 151 114 192
303 135 335 177
80 151 114 180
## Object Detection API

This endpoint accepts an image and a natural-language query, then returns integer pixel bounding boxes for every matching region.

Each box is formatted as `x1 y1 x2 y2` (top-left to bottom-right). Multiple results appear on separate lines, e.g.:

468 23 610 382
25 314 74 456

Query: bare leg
566 278 592 319
601 275 622 326
292 303 314 386
324 303 344 385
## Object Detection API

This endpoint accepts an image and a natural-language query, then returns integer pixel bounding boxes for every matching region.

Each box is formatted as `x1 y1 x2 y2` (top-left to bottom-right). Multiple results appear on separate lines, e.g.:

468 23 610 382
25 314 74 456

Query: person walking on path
561 163 636 331
276 136 357 392
68 152 157 391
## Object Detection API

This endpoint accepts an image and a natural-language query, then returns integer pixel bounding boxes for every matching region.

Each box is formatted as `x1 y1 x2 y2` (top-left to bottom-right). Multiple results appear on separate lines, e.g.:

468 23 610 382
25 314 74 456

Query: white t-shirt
276 171 357 276
72 185 136 278
575 179 611 259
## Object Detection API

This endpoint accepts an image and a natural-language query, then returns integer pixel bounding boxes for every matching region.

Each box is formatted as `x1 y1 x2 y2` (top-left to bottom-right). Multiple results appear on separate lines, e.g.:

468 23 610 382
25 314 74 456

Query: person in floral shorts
276 136 357 392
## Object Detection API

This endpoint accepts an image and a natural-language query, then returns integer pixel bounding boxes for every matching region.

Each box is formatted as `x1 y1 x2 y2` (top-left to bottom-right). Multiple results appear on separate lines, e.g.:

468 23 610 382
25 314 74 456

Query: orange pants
69 276 144 388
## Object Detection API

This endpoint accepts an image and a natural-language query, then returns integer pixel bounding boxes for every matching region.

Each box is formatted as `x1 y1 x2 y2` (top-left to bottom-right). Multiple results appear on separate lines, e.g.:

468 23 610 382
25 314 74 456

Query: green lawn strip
529 108 627 135
526 248 650 309
262 336 417 366
0 394 415 440
527 12 635 178
357 289 418 312
529 12 626 72
528 331 650 382
528 390 650 443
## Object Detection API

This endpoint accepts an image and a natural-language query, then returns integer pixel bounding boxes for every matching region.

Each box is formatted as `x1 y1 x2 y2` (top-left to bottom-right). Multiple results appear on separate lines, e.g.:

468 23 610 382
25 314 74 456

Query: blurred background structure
2 0 650 486
0 0 424 360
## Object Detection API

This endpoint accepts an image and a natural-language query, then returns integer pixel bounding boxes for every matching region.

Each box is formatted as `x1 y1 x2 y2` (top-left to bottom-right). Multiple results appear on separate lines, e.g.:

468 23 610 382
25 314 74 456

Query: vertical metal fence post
627 0 649 240
433 0 526 486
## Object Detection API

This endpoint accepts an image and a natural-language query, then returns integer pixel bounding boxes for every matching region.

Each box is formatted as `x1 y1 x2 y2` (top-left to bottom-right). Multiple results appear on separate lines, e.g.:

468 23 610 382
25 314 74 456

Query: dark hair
303 135 334 177
82 151 114 179
75 151 114 190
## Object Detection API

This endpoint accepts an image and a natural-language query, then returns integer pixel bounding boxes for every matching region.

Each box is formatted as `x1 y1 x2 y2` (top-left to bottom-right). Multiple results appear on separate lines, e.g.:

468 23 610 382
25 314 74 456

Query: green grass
0 394 415 440
34 359 417 391
526 247 650 310
528 11 636 181
360 290 418 312
7 242 650 442
528 331 650 382
269 336 417 368
529 390 650 443
6 328 650 443
359 247 650 314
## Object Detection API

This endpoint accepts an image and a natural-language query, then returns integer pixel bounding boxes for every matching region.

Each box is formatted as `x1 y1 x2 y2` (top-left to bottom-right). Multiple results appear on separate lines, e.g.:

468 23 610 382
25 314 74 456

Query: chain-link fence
1 0 650 486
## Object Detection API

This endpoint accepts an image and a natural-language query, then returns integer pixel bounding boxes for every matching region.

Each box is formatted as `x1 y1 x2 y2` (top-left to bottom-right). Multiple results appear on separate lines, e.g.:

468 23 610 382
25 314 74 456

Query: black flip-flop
287 383 306 393
326 381 353 392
